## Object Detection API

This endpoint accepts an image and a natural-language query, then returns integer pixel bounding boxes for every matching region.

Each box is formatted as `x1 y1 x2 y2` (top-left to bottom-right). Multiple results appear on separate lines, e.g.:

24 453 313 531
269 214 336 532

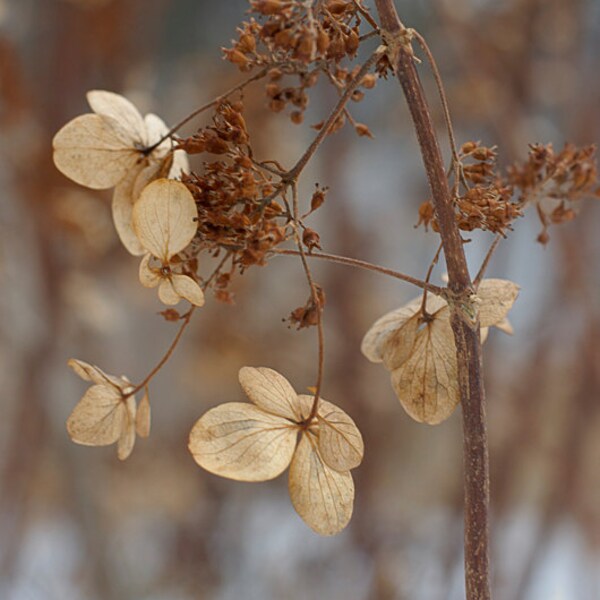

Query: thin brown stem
474 234 502 288
126 308 194 397
271 248 445 295
420 241 444 315
374 2 491 599
285 48 383 180
290 184 325 422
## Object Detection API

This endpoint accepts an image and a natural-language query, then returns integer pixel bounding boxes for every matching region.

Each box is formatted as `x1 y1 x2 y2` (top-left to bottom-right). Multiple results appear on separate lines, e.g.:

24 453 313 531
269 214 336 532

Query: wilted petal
138 253 161 288
112 164 148 255
494 317 514 335
117 395 137 460
390 307 459 424
158 278 180 305
296 396 364 472
66 384 126 446
53 114 141 189
361 294 446 364
67 358 124 389
288 432 355 536
476 279 520 328
136 388 151 438
188 402 297 481
169 150 189 178
132 179 198 260
87 90 147 145
238 367 300 421
171 273 205 307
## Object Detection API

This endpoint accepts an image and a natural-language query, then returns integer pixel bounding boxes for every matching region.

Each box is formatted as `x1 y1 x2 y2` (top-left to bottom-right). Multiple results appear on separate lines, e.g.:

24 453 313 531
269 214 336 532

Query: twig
474 234 502 287
271 248 445 295
290 184 324 422
420 241 443 316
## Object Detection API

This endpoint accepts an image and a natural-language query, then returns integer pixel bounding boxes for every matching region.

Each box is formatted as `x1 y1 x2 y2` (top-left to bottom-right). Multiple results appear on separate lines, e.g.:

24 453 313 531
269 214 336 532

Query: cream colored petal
53 114 141 189
144 112 169 146
169 150 189 178
66 384 125 446
138 253 161 288
494 317 514 335
238 367 299 421
87 90 147 145
480 327 489 344
288 432 355 536
116 395 137 460
361 293 446 364
67 358 124 389
158 278 180 305
132 179 198 260
136 388 151 438
381 312 421 371
310 397 364 472
476 279 520 328
171 274 205 307
390 307 459 424
188 402 297 481
112 163 148 255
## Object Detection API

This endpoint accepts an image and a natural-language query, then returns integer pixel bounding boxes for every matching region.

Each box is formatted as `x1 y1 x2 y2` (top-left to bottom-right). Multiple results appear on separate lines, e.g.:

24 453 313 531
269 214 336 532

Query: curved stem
271 248 445 295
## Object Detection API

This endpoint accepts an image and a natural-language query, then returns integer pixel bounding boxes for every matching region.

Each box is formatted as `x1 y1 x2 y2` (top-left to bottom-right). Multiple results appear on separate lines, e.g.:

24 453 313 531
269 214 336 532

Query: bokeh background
1 0 600 599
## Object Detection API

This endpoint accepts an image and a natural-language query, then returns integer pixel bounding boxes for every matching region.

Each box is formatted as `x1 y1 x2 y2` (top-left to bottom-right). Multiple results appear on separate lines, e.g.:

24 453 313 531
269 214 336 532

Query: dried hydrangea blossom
132 178 205 307
188 366 363 535
66 359 150 460
361 279 519 424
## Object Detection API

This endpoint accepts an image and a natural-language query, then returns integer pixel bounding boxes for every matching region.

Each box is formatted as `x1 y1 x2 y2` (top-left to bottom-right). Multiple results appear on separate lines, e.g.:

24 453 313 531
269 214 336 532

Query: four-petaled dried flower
361 280 519 424
66 359 151 460
133 179 205 307
188 367 364 535
52 90 188 254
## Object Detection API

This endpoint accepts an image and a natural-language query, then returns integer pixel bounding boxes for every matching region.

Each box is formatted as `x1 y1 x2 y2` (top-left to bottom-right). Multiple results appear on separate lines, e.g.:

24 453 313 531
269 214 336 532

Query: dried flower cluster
418 141 599 241
224 0 379 134
507 143 600 243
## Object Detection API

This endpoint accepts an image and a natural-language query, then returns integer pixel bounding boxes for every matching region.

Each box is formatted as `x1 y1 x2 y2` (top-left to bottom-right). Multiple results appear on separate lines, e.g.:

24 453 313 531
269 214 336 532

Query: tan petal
117 395 137 460
135 388 151 438
112 163 148 255
158 278 180 305
476 279 520 328
67 358 124 389
361 294 446 364
390 307 459 424
53 114 141 189
494 317 514 335
288 432 355 536
87 90 146 145
138 253 161 288
66 384 126 446
308 397 364 471
171 273 205 307
238 367 299 421
188 402 297 481
132 179 198 260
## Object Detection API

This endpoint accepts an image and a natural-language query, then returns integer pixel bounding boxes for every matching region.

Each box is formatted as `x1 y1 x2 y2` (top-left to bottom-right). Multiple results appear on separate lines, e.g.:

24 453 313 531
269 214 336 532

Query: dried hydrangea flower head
361 279 519 424
188 367 364 535
133 178 205 307
52 90 188 255
67 359 151 460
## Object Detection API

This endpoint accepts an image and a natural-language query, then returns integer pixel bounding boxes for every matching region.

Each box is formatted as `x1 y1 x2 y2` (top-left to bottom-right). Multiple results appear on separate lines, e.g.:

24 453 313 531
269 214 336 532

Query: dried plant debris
66 359 150 460
361 280 519 424
188 366 363 535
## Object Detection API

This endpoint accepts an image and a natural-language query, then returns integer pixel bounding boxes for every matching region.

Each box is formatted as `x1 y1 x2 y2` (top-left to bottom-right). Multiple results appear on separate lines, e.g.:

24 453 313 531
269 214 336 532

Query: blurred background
1 0 599 598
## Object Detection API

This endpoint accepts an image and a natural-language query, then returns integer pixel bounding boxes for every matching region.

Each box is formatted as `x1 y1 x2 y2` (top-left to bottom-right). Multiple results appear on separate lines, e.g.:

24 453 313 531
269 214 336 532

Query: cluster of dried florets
224 0 379 132
417 140 599 240
507 143 600 243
